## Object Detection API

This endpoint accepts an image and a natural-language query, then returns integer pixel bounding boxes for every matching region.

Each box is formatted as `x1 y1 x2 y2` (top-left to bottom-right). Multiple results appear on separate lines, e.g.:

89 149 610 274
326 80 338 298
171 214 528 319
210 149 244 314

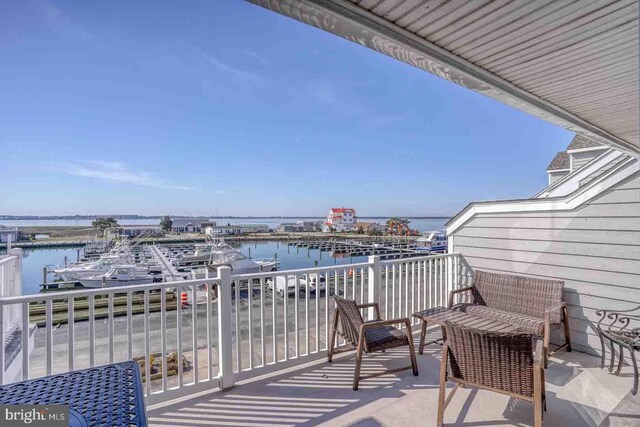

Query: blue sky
1 0 573 217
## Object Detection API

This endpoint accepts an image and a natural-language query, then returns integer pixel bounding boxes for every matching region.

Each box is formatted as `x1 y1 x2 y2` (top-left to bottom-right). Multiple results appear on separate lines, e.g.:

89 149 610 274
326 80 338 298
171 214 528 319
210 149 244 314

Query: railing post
217 266 235 390
367 256 381 320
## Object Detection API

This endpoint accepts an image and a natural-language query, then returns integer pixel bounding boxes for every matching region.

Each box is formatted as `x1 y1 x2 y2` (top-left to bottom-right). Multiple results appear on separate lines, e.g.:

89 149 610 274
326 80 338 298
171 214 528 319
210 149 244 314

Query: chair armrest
448 286 474 308
357 302 381 320
544 301 566 324
533 339 544 366
361 318 410 330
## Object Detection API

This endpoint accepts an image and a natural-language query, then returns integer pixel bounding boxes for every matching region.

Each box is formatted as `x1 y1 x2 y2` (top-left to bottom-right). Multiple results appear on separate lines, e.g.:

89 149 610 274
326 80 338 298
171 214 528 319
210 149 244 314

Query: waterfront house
323 207 357 232
170 218 209 233
0 2 638 426
355 221 386 234
277 220 322 233
204 223 269 236
0 226 19 244
109 225 162 238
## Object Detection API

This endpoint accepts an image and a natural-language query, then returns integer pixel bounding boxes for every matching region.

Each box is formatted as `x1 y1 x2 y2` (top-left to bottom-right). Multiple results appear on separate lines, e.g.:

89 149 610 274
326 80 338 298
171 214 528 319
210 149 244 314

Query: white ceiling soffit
250 0 639 155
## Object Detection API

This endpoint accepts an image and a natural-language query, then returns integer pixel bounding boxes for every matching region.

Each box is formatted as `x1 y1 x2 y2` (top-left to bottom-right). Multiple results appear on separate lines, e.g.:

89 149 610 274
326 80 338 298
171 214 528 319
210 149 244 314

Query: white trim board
447 158 639 236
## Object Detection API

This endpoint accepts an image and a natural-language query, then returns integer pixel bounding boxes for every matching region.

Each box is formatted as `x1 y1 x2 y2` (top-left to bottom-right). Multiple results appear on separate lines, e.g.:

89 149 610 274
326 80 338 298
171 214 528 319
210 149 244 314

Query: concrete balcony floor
147 332 639 427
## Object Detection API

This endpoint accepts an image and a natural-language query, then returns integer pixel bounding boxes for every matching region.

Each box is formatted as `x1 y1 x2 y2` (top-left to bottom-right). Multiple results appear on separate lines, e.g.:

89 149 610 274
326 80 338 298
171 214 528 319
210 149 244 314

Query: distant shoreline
1 215 451 220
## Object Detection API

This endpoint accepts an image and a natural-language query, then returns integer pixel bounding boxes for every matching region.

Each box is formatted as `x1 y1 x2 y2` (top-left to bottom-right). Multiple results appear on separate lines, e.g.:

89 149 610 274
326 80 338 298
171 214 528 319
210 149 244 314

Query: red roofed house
323 207 356 232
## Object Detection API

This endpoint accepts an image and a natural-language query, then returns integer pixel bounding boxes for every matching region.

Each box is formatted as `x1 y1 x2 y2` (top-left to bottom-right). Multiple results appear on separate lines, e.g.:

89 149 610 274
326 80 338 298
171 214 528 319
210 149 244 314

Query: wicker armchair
449 270 571 366
328 295 418 390
438 322 546 427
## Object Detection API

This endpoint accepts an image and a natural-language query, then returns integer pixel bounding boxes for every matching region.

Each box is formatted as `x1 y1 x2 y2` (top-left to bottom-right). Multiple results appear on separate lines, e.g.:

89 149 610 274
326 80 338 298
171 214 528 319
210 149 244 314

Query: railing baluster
126 292 133 361
206 284 212 380
306 272 311 356
66 297 76 372
411 261 415 323
23 301 30 380
177 286 183 387
89 295 95 367
247 280 253 370
385 265 389 319
272 275 277 363
392 264 396 318
235 282 241 371
46 299 53 375
324 271 330 350
295 275 300 358
144 289 151 396
315 271 320 353
284 275 289 361
108 293 114 364
429 259 433 309
161 288 167 391
191 283 199 384
260 277 265 367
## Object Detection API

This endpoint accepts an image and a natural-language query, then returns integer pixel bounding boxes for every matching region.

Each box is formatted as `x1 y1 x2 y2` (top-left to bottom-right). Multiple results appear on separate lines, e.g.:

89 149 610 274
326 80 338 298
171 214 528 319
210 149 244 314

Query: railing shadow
148 337 440 426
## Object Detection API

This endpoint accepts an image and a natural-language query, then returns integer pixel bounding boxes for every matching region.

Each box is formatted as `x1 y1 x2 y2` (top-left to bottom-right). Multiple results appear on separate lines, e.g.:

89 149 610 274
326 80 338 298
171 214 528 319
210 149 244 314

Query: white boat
415 231 448 253
52 254 135 281
182 239 279 276
79 266 155 288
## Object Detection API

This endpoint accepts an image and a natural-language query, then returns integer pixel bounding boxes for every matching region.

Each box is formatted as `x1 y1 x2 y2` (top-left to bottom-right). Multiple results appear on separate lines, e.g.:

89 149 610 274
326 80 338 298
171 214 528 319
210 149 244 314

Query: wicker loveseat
448 270 571 365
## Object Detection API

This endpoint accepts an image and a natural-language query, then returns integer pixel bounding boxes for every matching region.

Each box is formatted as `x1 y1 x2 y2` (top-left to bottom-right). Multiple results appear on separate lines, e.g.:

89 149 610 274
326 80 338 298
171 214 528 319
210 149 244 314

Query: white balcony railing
0 253 461 404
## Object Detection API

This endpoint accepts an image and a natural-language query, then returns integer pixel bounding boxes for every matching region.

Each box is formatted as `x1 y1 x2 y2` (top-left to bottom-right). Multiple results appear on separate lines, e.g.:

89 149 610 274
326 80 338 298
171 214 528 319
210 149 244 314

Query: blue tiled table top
0 361 147 427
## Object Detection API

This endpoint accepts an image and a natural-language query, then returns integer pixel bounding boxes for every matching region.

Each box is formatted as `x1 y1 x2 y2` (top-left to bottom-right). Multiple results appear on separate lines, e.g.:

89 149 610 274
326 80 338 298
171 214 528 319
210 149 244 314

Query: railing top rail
0 276 220 305
379 252 460 265
230 261 371 280
0 255 18 266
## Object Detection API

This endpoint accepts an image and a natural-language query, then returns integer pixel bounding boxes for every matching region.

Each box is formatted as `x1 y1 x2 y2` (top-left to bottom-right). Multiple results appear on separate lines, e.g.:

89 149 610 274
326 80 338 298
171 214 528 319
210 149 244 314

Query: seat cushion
365 326 409 352
455 304 545 335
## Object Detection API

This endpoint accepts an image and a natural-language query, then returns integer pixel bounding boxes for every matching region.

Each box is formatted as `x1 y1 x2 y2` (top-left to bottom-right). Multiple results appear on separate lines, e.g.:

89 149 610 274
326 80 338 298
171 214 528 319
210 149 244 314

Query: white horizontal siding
451 172 640 355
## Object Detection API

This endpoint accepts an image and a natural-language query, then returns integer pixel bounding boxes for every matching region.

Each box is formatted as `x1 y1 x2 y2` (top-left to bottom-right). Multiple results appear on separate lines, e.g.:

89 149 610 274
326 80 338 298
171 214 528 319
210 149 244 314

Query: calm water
2 217 448 231
19 237 447 296
10 217 448 295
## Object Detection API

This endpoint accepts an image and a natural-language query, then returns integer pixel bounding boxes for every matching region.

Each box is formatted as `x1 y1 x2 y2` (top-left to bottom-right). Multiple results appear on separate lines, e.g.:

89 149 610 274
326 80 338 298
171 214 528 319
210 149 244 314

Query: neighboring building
546 151 570 185
355 222 386 234
276 223 297 233
170 218 210 233
109 225 162 238
277 221 322 233
546 135 608 186
204 224 269 236
0 226 19 244
448 135 639 355
199 221 217 232
323 208 357 232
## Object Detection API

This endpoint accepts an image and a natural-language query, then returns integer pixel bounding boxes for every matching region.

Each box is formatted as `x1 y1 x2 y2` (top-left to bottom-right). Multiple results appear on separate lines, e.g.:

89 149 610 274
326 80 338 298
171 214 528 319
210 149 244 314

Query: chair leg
563 306 572 352
437 345 448 427
616 345 624 375
533 365 544 427
631 349 638 395
543 320 551 368
353 337 365 391
328 309 339 363
598 329 607 369
609 340 616 373
418 320 427 355
406 320 419 376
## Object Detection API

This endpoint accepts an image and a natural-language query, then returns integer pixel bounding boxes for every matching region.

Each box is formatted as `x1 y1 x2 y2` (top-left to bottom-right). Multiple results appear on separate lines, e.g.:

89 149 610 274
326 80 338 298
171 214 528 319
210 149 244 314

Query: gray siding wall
451 171 640 355
571 149 606 171
548 171 569 185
